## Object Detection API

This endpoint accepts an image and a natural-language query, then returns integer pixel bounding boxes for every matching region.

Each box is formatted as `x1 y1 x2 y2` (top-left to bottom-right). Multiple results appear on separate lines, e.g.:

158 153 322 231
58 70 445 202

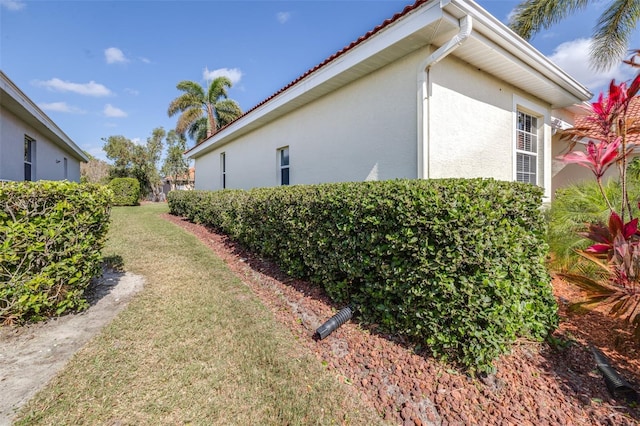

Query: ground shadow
84 255 126 307
539 304 640 421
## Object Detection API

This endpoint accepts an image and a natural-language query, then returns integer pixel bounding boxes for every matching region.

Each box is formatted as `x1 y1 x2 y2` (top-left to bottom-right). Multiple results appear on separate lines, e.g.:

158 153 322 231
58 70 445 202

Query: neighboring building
162 167 196 193
186 0 592 201
0 70 88 182
552 96 640 194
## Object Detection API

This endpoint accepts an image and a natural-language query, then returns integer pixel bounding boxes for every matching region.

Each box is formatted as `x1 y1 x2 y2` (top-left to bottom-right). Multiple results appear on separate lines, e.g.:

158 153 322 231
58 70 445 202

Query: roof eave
0 71 89 163
187 0 593 159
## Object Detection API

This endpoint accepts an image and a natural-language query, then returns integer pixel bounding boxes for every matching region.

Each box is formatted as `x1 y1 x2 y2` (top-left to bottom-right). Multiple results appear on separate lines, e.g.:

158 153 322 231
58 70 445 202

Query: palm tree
168 77 242 144
509 0 639 71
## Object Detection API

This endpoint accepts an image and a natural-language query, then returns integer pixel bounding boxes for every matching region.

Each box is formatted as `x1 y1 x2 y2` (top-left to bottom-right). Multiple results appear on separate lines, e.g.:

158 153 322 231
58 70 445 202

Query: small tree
557 60 640 341
102 127 165 200
161 130 189 191
80 152 111 184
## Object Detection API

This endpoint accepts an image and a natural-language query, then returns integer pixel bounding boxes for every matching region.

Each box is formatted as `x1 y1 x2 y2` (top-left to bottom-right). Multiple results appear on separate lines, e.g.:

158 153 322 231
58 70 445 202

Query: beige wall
428 54 553 199
195 49 419 190
0 105 82 182
195 47 555 198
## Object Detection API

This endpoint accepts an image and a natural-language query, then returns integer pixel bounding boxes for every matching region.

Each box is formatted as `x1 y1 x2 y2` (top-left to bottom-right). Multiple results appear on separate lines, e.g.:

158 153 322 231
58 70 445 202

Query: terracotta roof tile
573 96 640 145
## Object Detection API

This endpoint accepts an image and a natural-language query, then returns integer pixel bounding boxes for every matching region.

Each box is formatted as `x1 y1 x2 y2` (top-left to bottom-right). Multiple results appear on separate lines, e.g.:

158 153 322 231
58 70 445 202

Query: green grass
14 203 383 425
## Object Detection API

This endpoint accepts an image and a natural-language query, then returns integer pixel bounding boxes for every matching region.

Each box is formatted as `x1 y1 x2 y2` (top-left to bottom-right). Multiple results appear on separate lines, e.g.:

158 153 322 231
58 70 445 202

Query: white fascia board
0 71 89 162
445 0 591 102
187 2 444 160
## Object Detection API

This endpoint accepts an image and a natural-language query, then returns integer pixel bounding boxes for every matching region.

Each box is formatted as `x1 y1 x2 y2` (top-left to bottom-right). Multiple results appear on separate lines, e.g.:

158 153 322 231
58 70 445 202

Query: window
278 147 289 185
24 136 34 181
515 111 538 185
221 152 226 189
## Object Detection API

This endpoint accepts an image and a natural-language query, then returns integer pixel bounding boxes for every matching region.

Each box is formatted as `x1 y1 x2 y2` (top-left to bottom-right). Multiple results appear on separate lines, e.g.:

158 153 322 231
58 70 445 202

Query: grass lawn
14 203 383 425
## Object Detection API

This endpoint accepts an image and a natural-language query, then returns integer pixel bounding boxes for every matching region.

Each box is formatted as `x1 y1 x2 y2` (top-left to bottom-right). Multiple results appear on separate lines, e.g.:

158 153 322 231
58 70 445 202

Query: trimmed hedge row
168 179 557 372
108 177 140 206
0 181 113 324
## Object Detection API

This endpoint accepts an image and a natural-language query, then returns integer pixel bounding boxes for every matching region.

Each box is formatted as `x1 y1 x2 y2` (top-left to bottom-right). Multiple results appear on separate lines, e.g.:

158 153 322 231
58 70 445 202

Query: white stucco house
186 0 592 201
1 70 88 182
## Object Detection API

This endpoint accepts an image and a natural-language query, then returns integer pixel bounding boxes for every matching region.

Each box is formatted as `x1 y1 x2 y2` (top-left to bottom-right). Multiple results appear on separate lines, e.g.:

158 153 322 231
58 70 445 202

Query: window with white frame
515 110 539 185
24 136 34 181
221 152 226 189
278 147 289 185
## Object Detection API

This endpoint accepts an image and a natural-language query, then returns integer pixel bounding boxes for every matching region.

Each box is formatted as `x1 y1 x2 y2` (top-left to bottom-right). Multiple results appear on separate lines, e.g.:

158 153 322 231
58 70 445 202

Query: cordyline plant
557 56 640 342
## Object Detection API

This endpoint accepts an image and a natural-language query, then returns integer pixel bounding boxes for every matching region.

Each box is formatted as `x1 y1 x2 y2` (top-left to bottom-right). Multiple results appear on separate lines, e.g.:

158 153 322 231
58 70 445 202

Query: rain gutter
417 6 472 179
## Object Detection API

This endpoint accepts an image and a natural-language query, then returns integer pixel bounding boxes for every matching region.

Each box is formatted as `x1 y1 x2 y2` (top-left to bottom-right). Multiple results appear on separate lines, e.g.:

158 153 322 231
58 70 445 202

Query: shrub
554 71 640 341
0 181 113 324
548 179 624 271
109 177 140 206
169 178 556 373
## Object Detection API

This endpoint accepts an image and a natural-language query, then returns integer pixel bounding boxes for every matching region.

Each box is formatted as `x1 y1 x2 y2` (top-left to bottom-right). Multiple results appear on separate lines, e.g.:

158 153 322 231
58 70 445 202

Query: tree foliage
555 70 640 340
509 0 640 71
80 152 111 184
161 130 190 191
102 127 166 199
167 77 242 145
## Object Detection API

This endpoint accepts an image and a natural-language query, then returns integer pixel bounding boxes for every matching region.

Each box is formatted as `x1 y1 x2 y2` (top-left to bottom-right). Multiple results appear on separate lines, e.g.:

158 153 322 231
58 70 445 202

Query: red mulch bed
162 213 640 425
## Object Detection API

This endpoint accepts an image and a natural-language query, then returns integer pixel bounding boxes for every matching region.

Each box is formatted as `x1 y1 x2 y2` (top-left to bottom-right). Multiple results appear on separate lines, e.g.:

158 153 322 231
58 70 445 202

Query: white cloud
276 11 291 24
124 88 140 96
0 0 25 11
203 67 243 85
131 137 142 145
139 57 151 64
105 47 128 64
33 78 113 97
548 38 635 94
39 102 86 114
104 104 127 118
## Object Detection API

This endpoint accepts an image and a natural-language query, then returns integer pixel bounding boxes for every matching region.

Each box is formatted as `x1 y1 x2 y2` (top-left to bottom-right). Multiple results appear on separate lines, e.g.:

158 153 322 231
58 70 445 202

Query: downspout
417 12 472 179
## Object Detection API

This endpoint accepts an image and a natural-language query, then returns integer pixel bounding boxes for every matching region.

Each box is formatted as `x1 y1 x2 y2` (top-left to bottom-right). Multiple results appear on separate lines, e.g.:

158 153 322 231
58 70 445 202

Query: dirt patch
0 270 144 425
163 213 640 425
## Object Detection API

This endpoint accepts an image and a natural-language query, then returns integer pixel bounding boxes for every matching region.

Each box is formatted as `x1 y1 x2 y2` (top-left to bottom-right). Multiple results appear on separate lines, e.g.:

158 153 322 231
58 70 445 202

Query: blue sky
1 0 639 162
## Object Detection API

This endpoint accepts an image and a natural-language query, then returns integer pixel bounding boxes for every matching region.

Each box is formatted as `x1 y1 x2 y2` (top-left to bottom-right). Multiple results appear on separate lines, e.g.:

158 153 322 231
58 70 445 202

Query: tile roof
572 96 640 145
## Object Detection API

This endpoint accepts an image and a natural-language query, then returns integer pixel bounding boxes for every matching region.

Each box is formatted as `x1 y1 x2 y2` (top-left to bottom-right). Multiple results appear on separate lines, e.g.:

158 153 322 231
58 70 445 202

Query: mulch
163 212 640 425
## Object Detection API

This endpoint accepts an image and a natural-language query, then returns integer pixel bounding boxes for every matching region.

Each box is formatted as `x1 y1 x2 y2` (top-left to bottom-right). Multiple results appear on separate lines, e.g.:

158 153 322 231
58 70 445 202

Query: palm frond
509 0 590 39
558 272 617 292
176 80 206 98
547 179 622 269
591 0 640 71
168 93 202 117
207 76 232 103
175 107 203 135
187 117 209 144
215 99 243 128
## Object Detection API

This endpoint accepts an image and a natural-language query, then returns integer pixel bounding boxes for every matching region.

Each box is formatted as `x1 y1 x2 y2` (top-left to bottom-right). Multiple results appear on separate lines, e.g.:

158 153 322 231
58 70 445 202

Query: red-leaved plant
557 56 640 342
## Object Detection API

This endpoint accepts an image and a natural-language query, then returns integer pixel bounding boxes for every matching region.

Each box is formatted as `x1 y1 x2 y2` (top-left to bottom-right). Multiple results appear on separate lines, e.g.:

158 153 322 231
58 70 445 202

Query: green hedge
168 179 557 373
109 177 140 206
0 181 113 324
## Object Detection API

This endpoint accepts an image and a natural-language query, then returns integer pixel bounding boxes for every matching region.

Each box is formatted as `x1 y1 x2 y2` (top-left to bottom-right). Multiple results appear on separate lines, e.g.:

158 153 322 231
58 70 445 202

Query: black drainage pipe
590 345 639 404
313 306 354 341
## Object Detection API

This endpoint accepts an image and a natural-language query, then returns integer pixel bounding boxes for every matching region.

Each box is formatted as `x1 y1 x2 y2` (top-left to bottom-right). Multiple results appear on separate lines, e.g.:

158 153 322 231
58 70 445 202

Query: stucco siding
0 105 82 182
428 56 514 182
195 51 419 191
0 105 23 181
427 55 553 198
